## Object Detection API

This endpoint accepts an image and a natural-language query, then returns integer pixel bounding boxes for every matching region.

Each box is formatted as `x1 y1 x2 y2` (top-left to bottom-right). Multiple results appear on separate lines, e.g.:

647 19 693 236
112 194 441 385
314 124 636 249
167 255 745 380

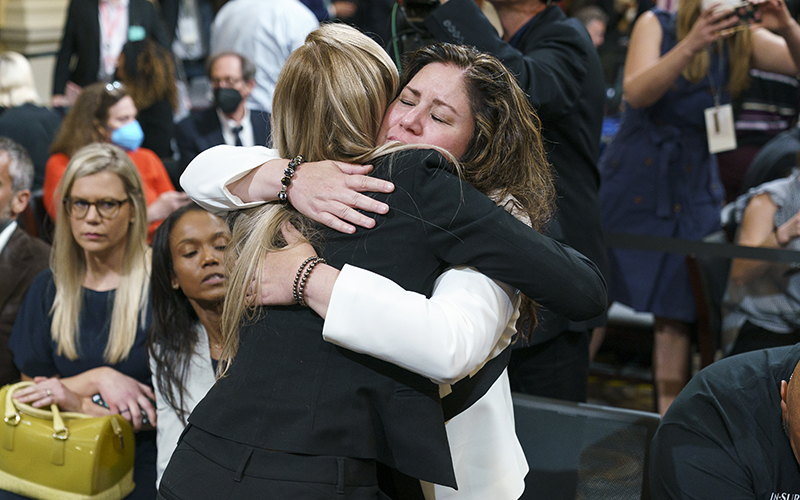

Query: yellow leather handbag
0 381 135 500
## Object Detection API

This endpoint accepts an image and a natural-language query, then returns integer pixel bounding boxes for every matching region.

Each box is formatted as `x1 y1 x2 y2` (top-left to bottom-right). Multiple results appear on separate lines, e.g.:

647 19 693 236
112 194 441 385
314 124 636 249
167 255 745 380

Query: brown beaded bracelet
278 155 304 204
296 257 326 307
292 256 317 304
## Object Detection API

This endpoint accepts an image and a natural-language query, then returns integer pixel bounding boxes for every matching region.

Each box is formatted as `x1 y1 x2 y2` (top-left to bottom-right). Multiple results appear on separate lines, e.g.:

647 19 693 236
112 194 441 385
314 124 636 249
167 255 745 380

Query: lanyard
705 39 726 109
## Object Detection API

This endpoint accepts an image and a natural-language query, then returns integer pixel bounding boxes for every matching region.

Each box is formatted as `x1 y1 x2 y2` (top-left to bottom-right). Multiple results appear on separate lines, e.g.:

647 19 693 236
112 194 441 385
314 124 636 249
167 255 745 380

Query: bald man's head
780 360 800 464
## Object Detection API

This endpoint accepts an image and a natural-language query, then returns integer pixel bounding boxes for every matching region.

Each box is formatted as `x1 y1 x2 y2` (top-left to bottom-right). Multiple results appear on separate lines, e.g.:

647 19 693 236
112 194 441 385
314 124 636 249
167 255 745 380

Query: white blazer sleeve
179 145 281 213
322 264 519 385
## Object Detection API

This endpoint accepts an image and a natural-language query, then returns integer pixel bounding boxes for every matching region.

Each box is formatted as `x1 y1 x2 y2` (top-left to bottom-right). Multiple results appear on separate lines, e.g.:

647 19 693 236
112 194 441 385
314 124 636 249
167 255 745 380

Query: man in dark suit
423 0 609 402
51 0 169 107
175 52 271 173
0 138 50 385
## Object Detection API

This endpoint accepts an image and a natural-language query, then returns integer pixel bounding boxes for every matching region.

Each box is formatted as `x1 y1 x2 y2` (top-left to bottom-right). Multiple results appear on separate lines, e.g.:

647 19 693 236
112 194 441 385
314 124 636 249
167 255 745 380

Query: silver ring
120 409 130 414
45 389 52 397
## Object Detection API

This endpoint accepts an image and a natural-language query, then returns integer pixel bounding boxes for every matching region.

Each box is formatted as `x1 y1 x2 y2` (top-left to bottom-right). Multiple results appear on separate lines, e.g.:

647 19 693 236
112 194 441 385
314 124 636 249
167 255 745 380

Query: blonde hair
50 143 150 363
219 24 418 375
0 52 39 107
677 0 753 96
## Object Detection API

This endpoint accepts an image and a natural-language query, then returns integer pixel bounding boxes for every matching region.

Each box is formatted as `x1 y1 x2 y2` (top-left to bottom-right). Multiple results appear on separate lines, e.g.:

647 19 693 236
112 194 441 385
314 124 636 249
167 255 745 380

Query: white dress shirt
0 220 18 255
210 0 318 113
217 108 255 147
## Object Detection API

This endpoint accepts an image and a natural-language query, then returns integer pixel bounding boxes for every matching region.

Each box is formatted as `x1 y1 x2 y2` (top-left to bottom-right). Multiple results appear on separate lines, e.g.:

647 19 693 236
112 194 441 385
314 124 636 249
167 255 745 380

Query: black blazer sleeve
52 0 92 95
425 0 590 123
174 114 202 173
390 150 607 321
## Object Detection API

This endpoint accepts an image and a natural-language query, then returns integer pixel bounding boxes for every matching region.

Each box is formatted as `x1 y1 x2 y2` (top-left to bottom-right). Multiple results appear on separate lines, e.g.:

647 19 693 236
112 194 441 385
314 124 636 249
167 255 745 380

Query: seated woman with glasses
5 143 157 500
43 81 189 240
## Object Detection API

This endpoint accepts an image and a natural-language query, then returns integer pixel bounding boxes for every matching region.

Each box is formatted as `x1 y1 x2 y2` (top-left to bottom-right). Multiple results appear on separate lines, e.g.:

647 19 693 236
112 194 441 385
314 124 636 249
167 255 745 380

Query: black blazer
175 107 272 173
0 227 50 386
52 0 169 95
187 149 607 487
427 1 610 337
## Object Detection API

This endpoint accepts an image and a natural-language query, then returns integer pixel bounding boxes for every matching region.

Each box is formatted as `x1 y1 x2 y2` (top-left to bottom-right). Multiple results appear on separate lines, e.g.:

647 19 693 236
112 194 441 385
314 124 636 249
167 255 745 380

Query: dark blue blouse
9 268 151 383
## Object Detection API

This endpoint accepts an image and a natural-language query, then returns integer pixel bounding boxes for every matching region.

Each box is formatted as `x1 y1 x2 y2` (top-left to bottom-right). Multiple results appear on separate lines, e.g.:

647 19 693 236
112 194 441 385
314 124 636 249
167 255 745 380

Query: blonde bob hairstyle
51 143 150 363
219 23 420 374
0 52 40 107
678 0 753 96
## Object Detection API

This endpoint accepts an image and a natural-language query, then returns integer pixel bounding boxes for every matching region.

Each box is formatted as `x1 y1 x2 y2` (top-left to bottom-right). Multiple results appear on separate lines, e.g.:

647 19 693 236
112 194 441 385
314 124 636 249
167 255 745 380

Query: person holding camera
413 0 609 403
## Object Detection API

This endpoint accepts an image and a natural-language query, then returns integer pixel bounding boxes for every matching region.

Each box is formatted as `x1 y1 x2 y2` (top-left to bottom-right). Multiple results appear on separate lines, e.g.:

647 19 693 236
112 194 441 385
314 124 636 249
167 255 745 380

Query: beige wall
0 0 68 103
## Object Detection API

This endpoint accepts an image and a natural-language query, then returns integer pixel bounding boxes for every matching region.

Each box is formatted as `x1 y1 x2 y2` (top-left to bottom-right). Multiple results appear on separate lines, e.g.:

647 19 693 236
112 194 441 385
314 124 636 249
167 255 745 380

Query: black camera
388 0 440 68
399 0 440 21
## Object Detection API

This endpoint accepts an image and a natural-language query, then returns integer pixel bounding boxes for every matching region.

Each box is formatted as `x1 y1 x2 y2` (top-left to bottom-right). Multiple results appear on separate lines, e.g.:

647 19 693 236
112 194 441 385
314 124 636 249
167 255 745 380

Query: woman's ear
171 274 180 290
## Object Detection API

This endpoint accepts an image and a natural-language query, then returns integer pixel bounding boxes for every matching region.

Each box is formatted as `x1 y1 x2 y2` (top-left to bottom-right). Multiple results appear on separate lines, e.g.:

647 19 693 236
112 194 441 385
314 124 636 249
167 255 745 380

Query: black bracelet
297 257 326 307
292 256 317 304
278 155 304 204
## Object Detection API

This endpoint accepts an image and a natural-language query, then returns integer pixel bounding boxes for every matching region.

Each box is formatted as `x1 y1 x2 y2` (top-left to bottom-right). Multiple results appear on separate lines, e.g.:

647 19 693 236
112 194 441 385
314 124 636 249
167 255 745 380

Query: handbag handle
4 381 90 440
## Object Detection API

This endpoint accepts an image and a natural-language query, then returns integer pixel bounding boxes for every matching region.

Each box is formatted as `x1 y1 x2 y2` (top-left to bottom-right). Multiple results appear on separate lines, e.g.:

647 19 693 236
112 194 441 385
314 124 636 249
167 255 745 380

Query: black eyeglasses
64 197 130 219
210 77 243 88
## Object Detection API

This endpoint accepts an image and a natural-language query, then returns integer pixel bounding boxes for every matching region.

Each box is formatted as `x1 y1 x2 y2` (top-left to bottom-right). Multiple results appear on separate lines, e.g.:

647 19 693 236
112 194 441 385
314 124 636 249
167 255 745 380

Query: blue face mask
110 120 144 151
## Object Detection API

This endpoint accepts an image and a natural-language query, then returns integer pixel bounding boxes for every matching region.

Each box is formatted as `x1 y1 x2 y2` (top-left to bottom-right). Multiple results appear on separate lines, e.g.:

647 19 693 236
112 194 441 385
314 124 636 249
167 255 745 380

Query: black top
188 148 607 487
9 268 152 384
650 345 800 499
138 99 175 160
0 103 61 191
426 0 609 337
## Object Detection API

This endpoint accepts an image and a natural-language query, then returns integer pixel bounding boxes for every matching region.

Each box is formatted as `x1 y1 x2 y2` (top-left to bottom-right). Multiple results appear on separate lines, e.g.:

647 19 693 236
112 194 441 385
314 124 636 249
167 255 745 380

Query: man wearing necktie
175 52 271 173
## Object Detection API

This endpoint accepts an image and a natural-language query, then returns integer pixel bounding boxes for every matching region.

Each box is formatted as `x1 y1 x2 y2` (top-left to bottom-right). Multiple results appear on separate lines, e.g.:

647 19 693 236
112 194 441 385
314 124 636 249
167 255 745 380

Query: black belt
180 425 379 488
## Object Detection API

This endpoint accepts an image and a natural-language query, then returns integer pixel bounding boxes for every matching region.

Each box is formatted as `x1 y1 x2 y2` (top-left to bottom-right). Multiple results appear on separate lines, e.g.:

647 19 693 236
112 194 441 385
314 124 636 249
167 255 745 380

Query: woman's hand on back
254 222 319 306
288 160 394 234
255 222 340 317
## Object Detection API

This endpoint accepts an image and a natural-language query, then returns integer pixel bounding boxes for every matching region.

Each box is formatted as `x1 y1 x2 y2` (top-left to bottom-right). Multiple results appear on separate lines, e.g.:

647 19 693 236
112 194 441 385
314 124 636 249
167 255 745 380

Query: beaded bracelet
292 256 317 304
296 257 326 307
278 155 304 204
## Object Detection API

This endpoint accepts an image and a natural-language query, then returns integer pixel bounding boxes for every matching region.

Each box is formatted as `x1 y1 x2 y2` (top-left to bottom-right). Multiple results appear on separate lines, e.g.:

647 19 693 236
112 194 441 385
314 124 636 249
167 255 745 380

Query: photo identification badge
704 103 737 153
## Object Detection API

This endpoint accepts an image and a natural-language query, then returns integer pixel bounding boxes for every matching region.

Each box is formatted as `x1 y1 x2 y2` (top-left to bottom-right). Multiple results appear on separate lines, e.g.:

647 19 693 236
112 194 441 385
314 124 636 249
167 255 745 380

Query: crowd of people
1 0 800 498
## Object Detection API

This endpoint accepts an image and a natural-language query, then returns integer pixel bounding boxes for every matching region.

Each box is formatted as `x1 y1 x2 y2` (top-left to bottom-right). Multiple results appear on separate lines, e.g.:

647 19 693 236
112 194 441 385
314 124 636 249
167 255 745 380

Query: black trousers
508 330 591 403
158 425 391 500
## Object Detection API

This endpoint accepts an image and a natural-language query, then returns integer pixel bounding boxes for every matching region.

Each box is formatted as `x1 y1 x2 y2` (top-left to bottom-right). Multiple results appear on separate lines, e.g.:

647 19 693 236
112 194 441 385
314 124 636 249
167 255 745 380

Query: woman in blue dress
599 0 800 414
6 143 157 499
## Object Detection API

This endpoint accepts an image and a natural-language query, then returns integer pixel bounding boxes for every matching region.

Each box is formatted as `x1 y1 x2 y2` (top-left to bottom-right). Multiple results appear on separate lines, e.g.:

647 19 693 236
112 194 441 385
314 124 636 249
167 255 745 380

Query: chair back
514 393 660 500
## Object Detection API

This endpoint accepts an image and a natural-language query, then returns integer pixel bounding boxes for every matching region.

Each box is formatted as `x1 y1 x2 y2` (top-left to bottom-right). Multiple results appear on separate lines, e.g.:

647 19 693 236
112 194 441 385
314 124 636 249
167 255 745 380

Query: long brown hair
49 82 128 157
116 38 179 112
677 0 753 96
